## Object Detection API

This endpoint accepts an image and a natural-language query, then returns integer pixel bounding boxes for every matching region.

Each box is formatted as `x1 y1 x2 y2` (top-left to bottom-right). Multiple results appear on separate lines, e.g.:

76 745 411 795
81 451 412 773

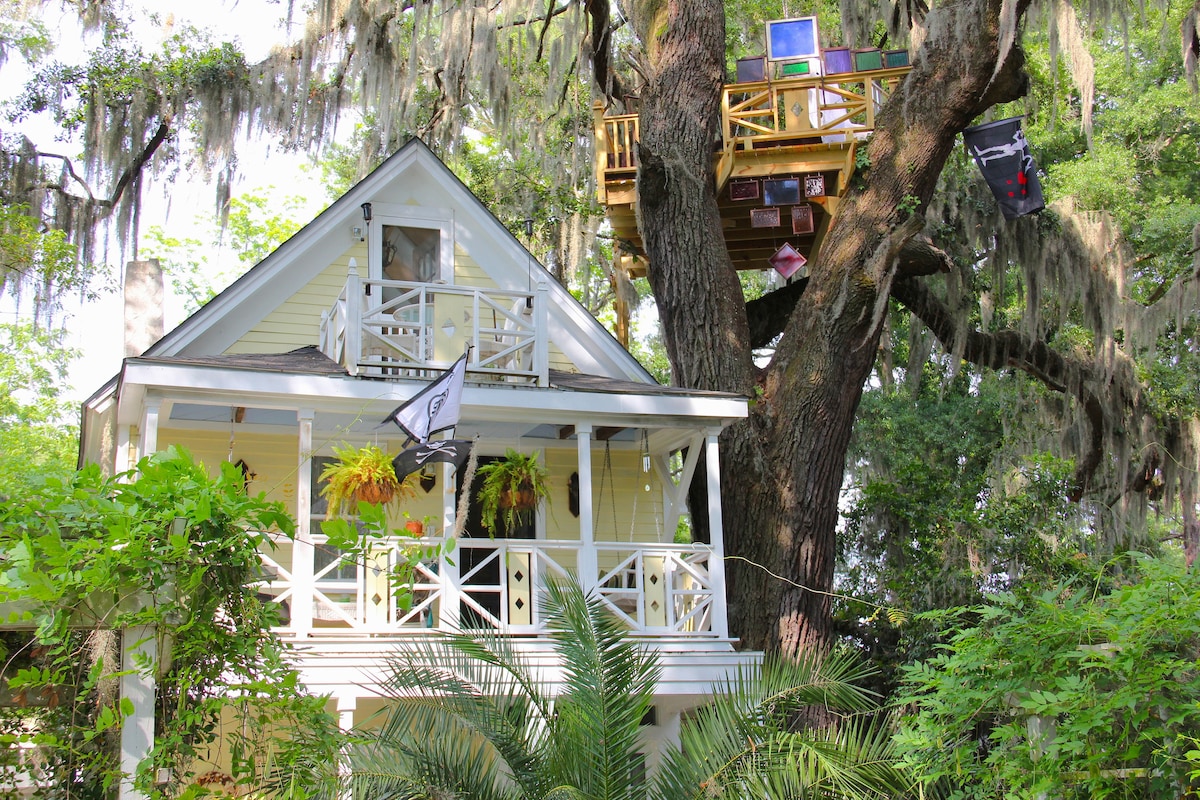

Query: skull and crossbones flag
381 352 468 442
392 439 474 481
963 116 1045 220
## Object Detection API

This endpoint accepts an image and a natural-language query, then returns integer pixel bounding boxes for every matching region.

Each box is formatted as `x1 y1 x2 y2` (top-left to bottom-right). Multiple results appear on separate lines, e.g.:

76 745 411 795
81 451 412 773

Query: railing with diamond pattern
257 535 722 637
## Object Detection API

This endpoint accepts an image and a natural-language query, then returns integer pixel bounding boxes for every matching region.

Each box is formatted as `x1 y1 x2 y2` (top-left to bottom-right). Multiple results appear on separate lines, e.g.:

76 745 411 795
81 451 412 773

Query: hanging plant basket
477 450 550 535
320 444 415 518
355 481 397 506
500 485 538 511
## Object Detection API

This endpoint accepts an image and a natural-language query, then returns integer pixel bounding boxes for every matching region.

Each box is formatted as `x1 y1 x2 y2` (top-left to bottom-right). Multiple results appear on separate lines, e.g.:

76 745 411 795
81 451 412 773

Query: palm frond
654 654 905 800
349 726 523 800
373 632 556 800
540 579 661 800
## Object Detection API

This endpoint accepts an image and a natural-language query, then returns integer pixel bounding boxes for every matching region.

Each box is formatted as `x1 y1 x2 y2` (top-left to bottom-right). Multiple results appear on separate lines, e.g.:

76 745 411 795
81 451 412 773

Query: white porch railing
258 535 725 639
319 271 550 386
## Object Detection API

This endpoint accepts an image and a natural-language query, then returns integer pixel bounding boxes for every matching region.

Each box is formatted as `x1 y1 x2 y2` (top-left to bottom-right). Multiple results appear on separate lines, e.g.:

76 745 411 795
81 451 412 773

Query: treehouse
593 22 912 337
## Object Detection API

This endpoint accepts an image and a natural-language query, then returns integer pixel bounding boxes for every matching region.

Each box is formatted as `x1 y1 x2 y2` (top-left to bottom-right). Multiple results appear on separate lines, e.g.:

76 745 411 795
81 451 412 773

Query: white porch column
293 410 315 637
575 425 598 590
439 460 460 629
139 400 160 461
115 424 132 475
336 695 357 800
705 428 731 639
119 625 156 800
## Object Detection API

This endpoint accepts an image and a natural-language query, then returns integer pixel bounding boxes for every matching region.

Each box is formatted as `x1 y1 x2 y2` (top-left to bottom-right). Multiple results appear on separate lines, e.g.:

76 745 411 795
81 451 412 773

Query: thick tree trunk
633 0 1030 656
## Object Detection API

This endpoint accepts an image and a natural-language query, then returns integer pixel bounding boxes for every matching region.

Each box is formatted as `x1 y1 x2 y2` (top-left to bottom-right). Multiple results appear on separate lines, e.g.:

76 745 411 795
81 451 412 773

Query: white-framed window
367 205 454 285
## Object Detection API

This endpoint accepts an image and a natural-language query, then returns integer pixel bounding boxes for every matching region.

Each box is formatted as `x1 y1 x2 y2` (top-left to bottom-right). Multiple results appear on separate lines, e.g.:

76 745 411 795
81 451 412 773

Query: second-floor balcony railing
319 268 550 385
258 535 723 640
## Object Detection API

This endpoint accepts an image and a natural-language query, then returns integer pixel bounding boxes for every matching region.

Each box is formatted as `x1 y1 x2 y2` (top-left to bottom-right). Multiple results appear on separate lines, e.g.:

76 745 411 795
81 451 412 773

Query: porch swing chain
594 440 620 541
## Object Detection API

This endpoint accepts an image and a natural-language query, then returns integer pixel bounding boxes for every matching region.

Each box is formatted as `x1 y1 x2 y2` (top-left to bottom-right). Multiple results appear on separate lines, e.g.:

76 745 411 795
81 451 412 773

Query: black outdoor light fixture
361 202 373 222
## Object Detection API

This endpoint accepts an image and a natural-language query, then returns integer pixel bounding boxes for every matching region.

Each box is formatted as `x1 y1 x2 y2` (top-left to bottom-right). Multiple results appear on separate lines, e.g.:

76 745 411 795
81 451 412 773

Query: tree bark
632 0 1032 656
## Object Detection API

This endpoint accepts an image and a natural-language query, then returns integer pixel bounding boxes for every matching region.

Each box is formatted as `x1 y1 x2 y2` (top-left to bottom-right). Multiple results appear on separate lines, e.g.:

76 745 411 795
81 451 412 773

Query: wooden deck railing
319 266 550 385
258 535 725 639
593 64 911 195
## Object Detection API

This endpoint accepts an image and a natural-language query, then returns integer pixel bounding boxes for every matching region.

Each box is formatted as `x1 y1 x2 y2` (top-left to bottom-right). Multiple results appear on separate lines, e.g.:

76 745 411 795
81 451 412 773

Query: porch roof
133 345 745 401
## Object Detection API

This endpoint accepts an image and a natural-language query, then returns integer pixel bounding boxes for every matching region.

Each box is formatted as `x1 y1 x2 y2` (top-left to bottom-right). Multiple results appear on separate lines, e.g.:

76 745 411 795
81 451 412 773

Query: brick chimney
123 259 164 358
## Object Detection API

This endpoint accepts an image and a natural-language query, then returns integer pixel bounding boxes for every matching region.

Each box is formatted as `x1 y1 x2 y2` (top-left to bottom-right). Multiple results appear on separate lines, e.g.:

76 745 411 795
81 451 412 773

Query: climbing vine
0 447 342 798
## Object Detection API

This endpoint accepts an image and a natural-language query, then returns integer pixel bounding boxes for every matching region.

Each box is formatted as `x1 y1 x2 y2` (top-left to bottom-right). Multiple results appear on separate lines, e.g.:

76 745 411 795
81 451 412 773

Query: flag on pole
392 439 474 481
382 353 468 442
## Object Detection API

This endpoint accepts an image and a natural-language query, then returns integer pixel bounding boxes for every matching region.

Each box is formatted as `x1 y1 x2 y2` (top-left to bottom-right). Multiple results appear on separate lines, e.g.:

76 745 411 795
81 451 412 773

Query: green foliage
628 329 673 384
0 203 101 315
0 322 78 486
0 447 342 797
895 555 1200 799
141 190 306 313
317 443 414 518
475 449 550 536
350 579 910 800
8 24 248 140
841 368 1101 688
0 5 52 66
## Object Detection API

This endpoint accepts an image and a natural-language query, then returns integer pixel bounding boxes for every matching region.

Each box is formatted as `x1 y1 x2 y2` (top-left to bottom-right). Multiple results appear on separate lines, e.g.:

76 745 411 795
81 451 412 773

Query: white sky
4 1 336 402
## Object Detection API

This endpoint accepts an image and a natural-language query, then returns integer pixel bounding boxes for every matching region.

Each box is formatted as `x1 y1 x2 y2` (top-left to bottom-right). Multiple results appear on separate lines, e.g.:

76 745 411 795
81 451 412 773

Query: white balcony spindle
345 260 362 377
534 282 549 386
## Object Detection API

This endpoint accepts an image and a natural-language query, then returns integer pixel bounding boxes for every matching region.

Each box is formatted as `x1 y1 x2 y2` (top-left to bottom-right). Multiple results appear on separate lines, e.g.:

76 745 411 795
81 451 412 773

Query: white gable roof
144 139 654 383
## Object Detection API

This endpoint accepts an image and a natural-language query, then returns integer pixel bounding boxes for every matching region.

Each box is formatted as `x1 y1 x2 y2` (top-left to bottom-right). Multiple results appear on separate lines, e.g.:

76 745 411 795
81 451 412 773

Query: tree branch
30 151 96 202
890 275 1118 500
744 236 950 349
25 120 170 216
584 0 625 101
105 121 171 210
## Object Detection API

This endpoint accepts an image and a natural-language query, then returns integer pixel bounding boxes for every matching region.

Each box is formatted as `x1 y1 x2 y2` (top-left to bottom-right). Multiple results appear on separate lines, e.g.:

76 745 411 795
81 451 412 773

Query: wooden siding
453 246 494 289
544 445 666 544
161 427 302 509
226 245 366 354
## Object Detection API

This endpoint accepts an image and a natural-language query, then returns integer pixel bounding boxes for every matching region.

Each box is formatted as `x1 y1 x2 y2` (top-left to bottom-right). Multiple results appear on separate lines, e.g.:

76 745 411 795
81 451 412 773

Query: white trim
135 141 653 385
368 205 455 284
115 362 747 427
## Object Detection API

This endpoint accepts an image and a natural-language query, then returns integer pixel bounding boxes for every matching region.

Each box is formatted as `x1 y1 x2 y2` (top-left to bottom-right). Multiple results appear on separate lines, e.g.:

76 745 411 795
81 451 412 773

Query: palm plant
345 580 911 800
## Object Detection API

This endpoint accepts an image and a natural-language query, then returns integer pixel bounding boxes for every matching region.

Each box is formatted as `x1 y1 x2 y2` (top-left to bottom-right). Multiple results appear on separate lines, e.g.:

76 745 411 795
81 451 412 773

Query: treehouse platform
593 61 911 285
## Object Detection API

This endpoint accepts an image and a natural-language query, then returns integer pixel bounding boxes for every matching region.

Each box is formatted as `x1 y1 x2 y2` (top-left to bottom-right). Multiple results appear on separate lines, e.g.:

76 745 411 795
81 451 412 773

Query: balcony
319 269 550 385
258 534 725 640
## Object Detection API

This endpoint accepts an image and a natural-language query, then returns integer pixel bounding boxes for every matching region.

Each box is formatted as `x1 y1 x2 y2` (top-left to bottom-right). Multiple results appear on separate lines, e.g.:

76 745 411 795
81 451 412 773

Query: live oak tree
3 0 1198 658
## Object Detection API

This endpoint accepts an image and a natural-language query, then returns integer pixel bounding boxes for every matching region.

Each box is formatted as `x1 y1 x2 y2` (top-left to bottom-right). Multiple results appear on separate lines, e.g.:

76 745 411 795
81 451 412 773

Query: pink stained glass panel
769 242 808 278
